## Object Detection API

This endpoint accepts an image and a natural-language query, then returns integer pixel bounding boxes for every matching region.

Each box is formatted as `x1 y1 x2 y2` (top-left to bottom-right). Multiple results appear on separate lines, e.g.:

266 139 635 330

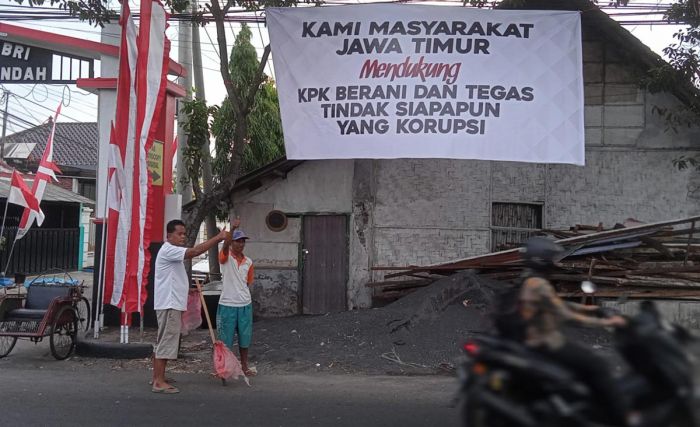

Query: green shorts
216 303 253 349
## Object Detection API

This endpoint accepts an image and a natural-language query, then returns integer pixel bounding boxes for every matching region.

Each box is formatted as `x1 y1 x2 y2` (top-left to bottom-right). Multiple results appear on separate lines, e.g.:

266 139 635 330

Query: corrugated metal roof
0 177 94 205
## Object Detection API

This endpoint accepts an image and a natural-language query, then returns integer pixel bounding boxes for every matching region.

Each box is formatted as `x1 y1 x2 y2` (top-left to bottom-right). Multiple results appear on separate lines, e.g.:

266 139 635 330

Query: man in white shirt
217 218 256 376
151 219 229 394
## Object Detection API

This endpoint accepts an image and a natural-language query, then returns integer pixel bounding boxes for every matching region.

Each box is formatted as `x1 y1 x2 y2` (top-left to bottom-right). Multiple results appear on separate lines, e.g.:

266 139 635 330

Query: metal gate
0 227 80 275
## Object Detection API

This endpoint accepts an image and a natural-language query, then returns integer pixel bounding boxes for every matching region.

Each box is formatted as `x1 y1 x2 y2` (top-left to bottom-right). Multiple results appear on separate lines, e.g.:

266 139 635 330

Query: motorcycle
457 295 697 427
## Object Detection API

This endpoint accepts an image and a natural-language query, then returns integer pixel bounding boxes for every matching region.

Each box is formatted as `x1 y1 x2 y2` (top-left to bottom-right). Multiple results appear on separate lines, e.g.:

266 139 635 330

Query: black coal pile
250 272 512 375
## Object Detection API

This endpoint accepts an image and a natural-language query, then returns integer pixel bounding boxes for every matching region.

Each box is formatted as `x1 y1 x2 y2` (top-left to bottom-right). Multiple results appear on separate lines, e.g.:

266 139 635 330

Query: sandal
244 367 257 377
149 377 176 385
151 386 180 394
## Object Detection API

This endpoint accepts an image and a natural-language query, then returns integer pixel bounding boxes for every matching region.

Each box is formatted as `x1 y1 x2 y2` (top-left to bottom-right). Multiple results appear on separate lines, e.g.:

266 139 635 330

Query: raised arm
185 228 229 260
541 283 623 327
218 217 240 261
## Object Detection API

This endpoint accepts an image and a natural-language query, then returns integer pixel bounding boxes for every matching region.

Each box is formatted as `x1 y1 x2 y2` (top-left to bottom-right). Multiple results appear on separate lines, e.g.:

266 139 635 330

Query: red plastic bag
213 341 249 386
181 289 202 335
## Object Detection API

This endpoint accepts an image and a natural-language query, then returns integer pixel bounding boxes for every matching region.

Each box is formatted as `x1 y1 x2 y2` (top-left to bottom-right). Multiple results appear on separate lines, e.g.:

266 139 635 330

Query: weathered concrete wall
244 160 354 213
234 160 354 316
236 201 301 268
251 269 299 318
348 160 374 309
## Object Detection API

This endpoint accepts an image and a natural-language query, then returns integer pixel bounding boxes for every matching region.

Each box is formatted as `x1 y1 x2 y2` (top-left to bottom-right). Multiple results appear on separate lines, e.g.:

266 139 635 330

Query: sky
0 0 689 134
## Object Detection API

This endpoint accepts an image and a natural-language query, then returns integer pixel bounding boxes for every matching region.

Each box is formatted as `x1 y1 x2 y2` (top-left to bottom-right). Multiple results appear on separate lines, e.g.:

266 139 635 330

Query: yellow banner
148 140 164 186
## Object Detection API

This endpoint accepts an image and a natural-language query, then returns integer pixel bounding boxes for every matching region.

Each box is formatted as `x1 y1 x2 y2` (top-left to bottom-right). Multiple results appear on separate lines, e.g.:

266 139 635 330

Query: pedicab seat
5 284 72 322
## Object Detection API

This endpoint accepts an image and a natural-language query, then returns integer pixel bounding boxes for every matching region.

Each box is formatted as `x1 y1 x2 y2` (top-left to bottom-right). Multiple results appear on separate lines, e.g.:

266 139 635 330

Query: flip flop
148 377 176 385
244 368 257 377
151 386 180 394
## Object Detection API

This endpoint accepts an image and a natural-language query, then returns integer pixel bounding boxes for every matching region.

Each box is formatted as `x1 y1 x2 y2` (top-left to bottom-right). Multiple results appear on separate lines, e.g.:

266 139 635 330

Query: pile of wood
368 215 700 302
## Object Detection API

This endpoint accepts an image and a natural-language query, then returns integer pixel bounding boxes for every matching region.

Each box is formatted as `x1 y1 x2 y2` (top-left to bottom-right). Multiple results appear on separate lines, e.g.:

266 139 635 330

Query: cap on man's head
232 230 249 241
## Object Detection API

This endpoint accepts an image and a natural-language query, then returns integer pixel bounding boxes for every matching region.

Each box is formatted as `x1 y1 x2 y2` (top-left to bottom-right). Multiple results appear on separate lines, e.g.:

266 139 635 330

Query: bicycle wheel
0 335 17 358
74 296 91 333
50 305 77 360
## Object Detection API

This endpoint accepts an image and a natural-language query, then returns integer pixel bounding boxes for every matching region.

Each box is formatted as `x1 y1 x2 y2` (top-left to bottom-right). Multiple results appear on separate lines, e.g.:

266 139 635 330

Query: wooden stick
685 220 696 265
195 280 217 345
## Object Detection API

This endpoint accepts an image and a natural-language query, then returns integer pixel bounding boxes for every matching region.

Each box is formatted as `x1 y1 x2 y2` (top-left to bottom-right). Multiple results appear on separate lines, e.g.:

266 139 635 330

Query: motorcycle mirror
581 280 597 294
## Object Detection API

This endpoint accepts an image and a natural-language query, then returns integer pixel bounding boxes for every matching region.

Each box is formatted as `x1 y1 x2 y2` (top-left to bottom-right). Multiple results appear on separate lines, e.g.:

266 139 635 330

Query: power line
12 96 43 125
10 83 98 112
1 88 86 123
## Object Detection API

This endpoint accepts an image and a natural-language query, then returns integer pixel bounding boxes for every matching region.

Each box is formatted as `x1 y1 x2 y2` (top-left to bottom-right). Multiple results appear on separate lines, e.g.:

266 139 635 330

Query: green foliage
9 0 319 27
642 0 700 167
180 23 284 223
211 24 285 179
650 104 698 134
643 1 700 114
11 0 114 26
228 24 260 105
180 97 216 191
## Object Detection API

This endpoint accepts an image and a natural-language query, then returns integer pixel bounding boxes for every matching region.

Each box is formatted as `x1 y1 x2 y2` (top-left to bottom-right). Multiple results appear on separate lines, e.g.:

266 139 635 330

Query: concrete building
230 1 700 317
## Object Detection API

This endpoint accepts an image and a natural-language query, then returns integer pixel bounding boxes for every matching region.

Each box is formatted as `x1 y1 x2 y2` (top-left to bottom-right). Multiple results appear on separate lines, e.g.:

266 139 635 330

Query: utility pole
176 13 194 205
0 91 9 161
191 5 221 277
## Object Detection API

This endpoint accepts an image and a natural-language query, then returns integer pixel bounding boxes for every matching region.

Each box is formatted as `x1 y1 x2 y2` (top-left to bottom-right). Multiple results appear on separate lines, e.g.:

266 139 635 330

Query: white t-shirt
154 242 189 311
219 252 253 307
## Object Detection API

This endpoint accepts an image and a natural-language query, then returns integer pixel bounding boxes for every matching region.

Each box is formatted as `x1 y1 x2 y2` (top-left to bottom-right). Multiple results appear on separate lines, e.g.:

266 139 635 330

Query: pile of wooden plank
369 215 700 302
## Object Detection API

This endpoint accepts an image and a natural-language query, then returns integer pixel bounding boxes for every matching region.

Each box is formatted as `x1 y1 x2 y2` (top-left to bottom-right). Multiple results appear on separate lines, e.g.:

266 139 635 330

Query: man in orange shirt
216 218 256 376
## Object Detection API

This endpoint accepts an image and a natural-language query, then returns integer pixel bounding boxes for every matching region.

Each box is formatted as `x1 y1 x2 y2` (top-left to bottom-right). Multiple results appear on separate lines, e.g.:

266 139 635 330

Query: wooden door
302 215 348 314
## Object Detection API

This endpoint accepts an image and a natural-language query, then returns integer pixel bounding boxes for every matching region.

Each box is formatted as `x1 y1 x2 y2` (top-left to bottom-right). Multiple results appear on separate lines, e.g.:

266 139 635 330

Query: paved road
1 341 459 427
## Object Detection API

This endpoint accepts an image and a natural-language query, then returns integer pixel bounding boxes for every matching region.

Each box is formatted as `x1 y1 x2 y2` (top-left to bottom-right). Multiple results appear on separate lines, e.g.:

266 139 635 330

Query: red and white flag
8 170 42 221
15 104 62 240
103 0 169 318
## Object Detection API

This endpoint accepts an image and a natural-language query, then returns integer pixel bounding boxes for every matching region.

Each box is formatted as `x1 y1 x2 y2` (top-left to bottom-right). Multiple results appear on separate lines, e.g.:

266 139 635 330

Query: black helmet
521 237 564 270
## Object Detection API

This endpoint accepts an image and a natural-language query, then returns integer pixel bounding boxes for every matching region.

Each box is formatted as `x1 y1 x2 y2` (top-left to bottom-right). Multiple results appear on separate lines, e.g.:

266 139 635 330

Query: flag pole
93 217 108 339
3 238 18 277
93 159 113 339
0 180 11 275
0 168 18 280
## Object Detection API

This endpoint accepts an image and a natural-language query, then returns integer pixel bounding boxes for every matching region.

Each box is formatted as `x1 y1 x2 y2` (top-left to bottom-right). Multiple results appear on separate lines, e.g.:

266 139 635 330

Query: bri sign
267 5 585 165
0 41 94 84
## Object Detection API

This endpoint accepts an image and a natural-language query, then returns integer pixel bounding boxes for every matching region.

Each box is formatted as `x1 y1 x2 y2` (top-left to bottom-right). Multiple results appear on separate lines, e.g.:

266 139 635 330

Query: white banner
267 5 584 165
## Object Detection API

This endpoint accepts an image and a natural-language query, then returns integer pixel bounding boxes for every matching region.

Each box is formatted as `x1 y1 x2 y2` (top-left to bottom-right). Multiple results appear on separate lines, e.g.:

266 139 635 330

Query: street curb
75 339 153 359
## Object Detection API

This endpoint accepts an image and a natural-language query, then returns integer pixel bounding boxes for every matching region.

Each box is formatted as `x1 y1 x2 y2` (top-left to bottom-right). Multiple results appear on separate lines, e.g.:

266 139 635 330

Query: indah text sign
0 41 93 84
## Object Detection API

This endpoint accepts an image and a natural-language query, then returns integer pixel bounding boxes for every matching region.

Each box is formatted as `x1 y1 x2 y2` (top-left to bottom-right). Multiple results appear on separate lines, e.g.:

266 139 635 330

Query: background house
229 1 700 318
0 161 95 275
1 120 98 200
0 121 98 273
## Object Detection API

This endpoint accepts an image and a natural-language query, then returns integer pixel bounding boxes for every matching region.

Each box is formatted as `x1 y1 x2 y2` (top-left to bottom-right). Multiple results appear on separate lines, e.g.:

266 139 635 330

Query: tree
183 23 285 220
210 24 285 182
640 0 700 170
13 0 309 245
178 0 318 245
